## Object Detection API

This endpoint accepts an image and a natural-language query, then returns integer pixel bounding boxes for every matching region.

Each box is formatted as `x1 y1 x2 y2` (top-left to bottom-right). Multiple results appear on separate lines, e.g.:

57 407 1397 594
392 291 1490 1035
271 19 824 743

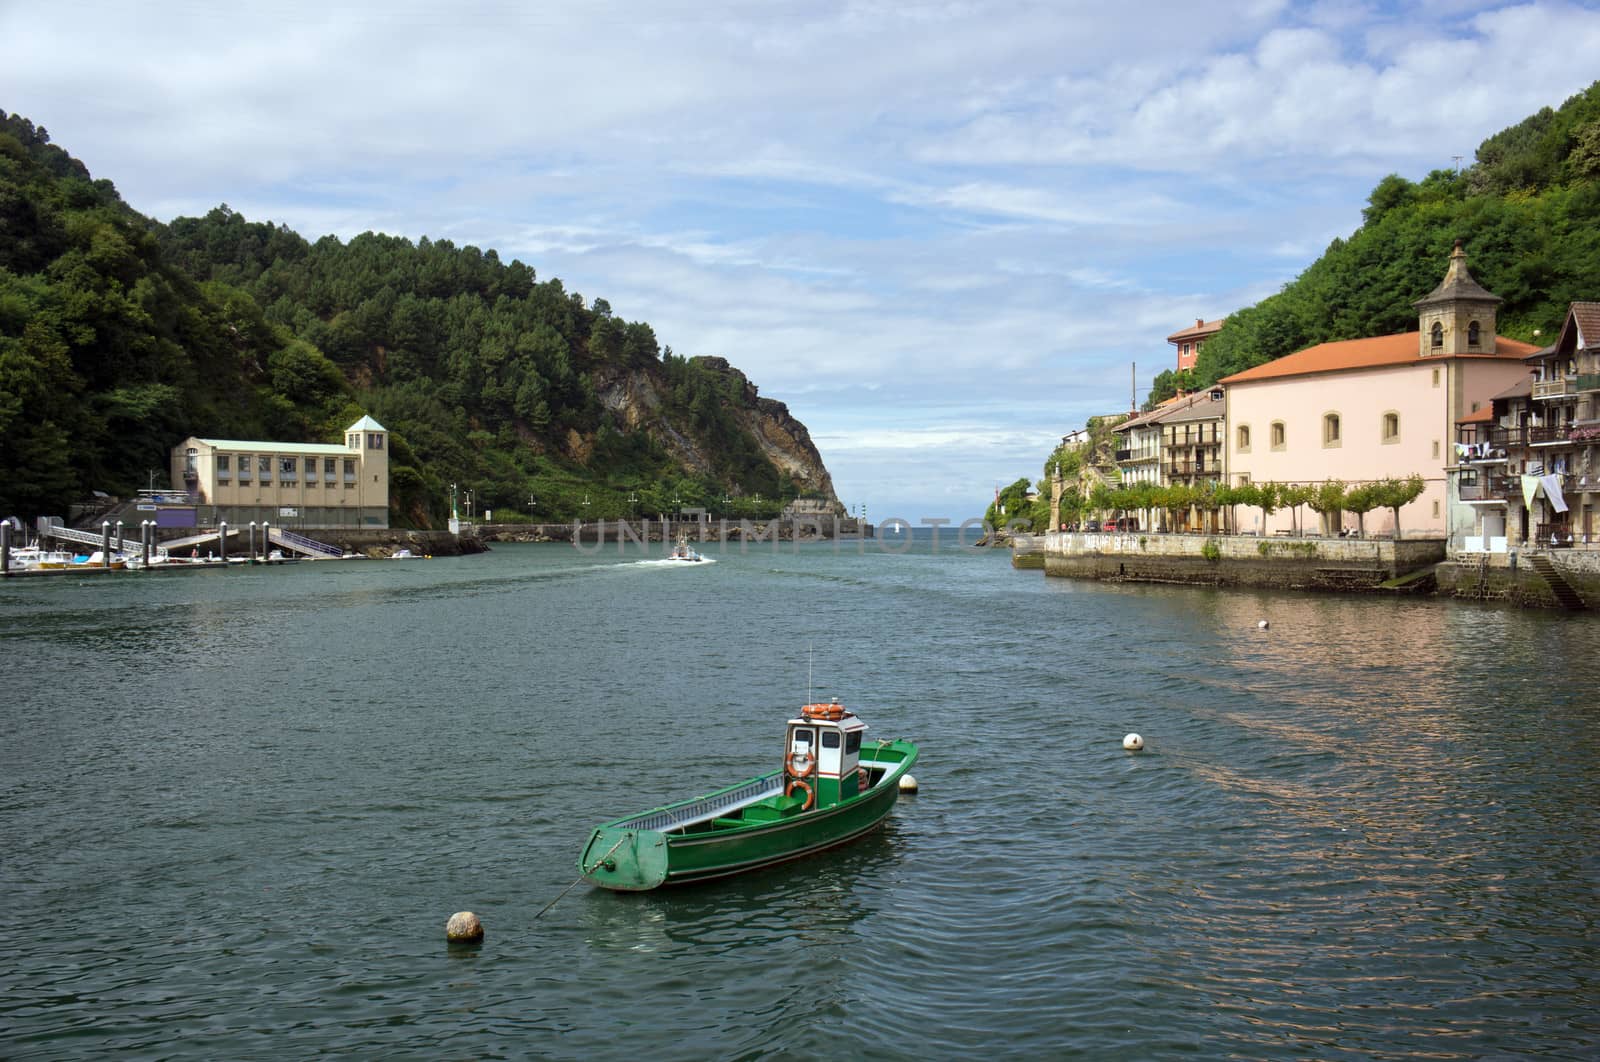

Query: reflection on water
2 543 1597 1059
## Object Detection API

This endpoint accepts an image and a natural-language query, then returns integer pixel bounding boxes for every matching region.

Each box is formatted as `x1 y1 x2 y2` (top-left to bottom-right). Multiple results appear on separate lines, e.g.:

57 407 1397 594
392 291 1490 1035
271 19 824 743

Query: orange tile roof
1457 406 1494 424
1218 332 1540 385
1167 318 1224 343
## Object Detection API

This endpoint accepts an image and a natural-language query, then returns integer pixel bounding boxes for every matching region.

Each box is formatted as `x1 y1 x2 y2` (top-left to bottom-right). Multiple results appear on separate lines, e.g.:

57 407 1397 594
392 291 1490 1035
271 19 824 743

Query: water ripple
2 543 1597 1058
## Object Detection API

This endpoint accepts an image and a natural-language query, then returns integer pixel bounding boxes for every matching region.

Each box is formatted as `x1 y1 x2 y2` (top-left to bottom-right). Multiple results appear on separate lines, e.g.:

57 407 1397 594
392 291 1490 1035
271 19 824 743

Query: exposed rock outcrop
592 357 840 508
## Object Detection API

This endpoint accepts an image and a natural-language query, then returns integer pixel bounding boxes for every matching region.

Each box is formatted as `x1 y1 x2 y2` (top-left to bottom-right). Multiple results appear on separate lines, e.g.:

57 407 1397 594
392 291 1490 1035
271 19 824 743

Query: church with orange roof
1219 243 1539 538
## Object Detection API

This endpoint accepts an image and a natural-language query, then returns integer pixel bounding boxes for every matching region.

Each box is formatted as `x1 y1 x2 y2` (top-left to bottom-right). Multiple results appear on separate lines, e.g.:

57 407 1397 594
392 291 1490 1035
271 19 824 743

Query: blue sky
5 1 1600 520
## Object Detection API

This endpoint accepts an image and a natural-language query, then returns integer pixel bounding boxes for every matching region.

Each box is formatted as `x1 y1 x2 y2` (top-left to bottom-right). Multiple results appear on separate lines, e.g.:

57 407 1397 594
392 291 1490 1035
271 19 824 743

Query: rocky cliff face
592 357 840 507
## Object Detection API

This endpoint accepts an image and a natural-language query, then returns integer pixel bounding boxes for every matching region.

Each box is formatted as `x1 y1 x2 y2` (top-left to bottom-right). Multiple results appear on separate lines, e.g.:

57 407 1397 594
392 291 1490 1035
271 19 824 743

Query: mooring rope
533 834 629 923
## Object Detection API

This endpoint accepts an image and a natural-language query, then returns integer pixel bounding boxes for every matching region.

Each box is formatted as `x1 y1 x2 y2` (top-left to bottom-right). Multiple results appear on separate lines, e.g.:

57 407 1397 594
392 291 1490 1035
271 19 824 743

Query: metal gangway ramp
269 527 343 559
44 523 168 561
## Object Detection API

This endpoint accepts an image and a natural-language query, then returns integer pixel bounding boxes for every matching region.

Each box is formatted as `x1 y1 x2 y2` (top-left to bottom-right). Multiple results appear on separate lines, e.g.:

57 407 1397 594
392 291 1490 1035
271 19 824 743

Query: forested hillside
1147 79 1600 406
0 110 837 524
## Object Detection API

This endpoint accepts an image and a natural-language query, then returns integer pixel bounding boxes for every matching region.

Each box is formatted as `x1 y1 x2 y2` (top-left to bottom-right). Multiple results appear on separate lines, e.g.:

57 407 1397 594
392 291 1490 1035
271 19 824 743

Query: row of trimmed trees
1069 475 1427 538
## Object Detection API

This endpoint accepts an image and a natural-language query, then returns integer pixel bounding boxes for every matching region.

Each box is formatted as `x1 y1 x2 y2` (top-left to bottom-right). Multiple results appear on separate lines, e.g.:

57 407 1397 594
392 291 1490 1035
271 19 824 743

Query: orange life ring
786 777 815 810
801 701 847 721
785 750 815 778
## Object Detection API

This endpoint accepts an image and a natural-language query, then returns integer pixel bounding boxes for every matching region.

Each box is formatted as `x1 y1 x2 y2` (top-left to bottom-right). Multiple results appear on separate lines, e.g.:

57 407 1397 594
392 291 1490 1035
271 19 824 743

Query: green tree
1306 480 1347 536
1369 475 1426 539
1343 482 1380 538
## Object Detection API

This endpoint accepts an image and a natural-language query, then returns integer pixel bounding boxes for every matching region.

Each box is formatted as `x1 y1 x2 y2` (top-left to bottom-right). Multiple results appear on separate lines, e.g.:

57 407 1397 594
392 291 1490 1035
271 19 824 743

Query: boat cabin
785 699 869 807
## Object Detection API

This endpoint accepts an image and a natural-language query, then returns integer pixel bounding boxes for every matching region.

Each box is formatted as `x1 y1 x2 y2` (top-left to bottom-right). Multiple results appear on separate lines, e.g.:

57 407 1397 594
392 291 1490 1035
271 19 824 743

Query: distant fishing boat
667 532 704 563
578 699 918 890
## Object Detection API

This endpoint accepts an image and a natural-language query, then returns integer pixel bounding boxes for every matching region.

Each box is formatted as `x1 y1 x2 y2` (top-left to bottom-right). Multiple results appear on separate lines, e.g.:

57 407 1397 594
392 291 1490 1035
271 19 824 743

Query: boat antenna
808 643 813 704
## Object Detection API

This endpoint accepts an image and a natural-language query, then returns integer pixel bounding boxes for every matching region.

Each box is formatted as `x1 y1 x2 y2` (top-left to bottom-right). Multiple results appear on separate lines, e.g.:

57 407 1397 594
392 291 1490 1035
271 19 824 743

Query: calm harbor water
2 533 1596 1059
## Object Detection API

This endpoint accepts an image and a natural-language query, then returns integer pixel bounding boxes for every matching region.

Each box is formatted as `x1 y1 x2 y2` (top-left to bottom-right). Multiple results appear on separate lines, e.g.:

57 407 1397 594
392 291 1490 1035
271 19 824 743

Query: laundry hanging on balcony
1521 474 1571 514
1541 474 1569 514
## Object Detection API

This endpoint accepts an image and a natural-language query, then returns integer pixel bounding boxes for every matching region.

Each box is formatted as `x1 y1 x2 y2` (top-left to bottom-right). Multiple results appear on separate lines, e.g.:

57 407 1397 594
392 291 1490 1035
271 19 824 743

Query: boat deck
614 774 784 833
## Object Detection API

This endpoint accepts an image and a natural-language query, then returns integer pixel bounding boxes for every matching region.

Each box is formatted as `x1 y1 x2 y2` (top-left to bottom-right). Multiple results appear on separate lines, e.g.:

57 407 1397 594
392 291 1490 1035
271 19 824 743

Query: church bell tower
1412 239 1501 358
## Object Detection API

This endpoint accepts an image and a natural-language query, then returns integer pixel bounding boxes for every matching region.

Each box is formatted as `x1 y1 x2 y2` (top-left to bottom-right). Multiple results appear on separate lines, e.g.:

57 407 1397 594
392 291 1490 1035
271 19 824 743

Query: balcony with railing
1458 475 1514 502
1532 376 1577 400
1492 424 1578 448
1163 459 1212 479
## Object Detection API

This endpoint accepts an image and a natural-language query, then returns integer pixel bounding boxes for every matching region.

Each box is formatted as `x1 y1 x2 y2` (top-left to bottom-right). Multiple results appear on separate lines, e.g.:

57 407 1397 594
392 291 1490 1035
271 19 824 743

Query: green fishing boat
578 700 919 890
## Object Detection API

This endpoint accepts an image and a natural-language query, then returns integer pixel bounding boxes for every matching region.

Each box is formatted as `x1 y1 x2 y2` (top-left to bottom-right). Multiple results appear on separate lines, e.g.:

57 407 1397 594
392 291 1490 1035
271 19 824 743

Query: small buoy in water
1257 619 1269 629
446 911 484 943
898 773 918 793
1123 733 1144 752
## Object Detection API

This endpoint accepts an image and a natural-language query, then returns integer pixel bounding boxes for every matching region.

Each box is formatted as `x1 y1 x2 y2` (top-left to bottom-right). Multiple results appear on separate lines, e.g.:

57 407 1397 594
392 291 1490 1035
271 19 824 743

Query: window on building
238 454 252 481
1467 321 1481 347
280 457 297 480
217 455 230 481
1323 413 1341 447
1432 367 1440 388
1432 500 1440 518
185 447 198 472
324 457 337 480
1430 322 1444 348
1237 425 1251 452
1383 412 1400 443
258 455 272 480
344 458 357 485
1270 421 1286 450
367 433 384 450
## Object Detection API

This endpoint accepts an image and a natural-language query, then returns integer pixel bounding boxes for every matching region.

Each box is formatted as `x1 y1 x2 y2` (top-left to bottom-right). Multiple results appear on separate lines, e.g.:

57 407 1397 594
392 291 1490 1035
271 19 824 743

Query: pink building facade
1221 245 1537 538
1168 318 1222 373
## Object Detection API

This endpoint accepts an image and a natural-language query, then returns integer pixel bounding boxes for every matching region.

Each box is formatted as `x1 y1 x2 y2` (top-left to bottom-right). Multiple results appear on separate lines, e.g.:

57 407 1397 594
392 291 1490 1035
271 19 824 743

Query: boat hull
579 739 918 891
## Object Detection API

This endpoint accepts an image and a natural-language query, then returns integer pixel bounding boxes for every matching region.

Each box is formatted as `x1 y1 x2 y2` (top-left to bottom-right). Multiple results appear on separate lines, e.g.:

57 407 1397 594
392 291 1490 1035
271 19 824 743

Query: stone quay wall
1434 547 1600 607
1041 532 1446 593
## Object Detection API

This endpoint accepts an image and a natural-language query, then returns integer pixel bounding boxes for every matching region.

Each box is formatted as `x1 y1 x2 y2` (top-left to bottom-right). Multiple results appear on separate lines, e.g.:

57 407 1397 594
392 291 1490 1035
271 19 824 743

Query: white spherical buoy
898 773 918 794
446 911 484 944
1258 619 1269 629
1123 733 1144 752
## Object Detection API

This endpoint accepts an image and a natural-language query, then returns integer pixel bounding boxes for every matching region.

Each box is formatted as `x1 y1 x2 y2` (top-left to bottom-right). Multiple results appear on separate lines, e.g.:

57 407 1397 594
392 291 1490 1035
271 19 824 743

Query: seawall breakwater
1027 531 1597 609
